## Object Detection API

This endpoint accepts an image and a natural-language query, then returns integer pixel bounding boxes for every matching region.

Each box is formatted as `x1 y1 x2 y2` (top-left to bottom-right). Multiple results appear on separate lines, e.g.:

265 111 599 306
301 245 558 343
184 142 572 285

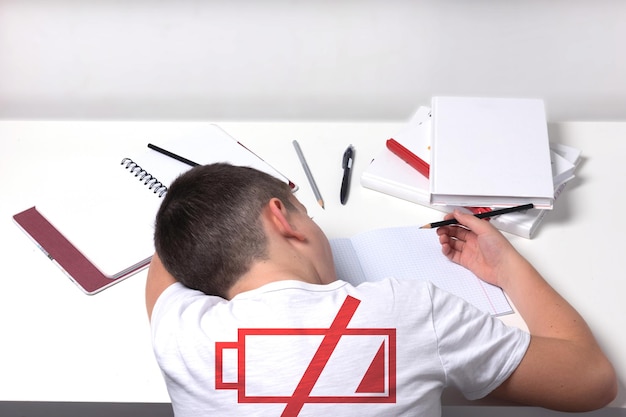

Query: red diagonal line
280 295 361 417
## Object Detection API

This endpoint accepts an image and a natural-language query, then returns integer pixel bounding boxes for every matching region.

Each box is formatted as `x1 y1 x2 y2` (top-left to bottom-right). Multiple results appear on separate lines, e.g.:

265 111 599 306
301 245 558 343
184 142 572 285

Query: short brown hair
154 163 295 297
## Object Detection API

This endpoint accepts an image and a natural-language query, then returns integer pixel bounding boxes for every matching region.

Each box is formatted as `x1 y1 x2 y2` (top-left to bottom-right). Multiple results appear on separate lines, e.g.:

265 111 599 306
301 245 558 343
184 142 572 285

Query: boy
147 163 616 416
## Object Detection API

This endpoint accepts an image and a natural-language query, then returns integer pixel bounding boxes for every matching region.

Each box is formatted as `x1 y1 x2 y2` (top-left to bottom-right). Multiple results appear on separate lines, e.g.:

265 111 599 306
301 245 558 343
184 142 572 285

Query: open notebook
13 124 295 294
330 226 512 316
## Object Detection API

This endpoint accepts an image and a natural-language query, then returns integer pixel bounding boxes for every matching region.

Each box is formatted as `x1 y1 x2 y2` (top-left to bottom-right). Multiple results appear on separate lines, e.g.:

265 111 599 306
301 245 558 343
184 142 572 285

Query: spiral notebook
13 124 296 294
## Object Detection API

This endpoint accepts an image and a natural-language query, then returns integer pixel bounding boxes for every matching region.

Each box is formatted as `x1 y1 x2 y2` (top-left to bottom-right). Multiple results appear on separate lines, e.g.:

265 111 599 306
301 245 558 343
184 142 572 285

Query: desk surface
1 121 624 409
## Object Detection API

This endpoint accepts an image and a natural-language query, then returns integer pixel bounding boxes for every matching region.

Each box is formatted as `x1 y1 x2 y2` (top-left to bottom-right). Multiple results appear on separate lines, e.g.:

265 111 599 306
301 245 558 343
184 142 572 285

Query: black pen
420 203 535 229
340 145 354 205
148 143 199 167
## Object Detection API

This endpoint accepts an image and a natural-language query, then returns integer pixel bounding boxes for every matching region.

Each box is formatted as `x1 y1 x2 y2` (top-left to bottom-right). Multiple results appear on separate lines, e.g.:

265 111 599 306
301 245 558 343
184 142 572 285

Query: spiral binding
121 158 168 197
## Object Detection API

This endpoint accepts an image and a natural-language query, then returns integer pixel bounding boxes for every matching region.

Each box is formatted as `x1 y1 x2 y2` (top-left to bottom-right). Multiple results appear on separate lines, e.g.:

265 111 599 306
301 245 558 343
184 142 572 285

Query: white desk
1 121 624 415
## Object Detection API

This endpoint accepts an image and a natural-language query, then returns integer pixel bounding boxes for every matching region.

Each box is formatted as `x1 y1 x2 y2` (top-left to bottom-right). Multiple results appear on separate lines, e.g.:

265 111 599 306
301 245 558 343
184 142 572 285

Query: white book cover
429 97 554 209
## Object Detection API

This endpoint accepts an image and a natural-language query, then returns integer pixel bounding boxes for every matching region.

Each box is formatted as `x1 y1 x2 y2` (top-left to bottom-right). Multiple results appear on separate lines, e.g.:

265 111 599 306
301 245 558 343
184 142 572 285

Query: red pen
386 138 430 179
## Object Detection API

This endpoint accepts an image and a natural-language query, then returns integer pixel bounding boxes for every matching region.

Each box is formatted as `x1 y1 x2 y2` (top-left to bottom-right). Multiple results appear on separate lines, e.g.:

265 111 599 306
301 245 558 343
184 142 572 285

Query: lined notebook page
330 227 512 316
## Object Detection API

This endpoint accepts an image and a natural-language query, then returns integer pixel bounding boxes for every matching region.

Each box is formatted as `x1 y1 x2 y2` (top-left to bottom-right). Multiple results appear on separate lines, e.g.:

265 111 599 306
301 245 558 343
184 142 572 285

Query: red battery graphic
215 296 396 416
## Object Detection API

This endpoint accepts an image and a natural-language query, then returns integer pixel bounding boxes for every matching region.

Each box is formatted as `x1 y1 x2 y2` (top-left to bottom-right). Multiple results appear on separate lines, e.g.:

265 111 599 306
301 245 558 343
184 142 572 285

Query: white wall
1 0 624 121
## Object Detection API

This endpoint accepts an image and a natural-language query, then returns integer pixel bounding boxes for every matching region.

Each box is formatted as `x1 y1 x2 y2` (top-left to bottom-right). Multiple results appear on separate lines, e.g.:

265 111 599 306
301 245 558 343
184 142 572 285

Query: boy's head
154 163 297 298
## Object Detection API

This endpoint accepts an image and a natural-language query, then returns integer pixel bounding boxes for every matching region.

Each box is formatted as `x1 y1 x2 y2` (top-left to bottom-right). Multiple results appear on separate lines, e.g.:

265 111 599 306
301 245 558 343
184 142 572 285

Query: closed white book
429 97 554 209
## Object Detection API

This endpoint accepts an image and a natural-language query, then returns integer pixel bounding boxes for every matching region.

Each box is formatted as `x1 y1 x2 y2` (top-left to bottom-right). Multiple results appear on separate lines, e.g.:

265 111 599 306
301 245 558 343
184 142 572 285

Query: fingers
451 210 498 234
438 210 499 238
437 222 472 241
437 222 472 265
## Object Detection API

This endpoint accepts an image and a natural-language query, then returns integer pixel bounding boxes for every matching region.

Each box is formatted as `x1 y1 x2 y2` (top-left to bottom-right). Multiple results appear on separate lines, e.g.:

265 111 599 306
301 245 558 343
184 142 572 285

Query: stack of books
361 97 581 239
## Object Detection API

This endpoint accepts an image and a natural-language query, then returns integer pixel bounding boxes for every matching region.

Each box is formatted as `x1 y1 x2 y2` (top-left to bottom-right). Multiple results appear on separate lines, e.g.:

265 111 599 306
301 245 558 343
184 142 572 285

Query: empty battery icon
215 296 397 416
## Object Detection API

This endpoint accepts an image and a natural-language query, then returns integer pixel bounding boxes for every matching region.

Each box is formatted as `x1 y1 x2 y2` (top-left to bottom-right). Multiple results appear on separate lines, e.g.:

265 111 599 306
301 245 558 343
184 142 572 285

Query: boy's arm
437 211 617 411
145 253 177 321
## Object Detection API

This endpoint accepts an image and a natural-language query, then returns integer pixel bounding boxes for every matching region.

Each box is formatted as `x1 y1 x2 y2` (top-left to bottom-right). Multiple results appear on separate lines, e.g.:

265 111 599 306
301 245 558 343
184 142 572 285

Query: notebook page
329 238 368 286
349 226 511 316
37 150 189 277
160 124 292 186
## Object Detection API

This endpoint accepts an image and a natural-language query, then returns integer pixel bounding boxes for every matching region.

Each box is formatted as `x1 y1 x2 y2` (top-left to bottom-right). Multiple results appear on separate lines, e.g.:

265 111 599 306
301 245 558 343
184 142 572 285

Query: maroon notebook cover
13 207 150 295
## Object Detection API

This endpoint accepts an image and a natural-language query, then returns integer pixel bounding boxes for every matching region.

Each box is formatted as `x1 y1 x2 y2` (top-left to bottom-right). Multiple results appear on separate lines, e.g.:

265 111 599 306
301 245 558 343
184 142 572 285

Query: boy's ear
266 198 306 241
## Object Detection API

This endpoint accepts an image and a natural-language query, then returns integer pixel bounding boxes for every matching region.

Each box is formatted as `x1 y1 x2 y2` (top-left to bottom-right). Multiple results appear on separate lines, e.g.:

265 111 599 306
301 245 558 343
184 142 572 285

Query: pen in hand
420 203 534 229
340 145 354 205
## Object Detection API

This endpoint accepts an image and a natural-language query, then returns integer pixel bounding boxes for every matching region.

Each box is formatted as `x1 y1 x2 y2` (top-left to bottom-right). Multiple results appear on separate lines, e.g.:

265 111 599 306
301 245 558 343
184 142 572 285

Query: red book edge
13 207 150 295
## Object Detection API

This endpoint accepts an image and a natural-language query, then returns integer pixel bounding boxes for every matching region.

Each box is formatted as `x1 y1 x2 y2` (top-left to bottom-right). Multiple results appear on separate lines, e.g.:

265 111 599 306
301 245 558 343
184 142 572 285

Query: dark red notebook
13 206 150 294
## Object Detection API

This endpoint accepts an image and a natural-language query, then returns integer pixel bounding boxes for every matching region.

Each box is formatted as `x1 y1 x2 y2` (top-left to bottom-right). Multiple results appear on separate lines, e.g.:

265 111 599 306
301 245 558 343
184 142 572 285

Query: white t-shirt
151 279 529 417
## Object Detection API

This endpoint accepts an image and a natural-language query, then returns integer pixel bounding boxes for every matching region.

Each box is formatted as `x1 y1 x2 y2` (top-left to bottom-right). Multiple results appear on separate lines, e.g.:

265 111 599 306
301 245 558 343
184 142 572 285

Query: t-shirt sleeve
152 282 201 326
151 282 225 353
428 283 530 400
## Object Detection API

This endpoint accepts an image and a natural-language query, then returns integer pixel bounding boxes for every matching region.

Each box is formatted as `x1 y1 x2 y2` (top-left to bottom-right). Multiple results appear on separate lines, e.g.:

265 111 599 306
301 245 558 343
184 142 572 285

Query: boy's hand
436 210 618 410
436 210 520 288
